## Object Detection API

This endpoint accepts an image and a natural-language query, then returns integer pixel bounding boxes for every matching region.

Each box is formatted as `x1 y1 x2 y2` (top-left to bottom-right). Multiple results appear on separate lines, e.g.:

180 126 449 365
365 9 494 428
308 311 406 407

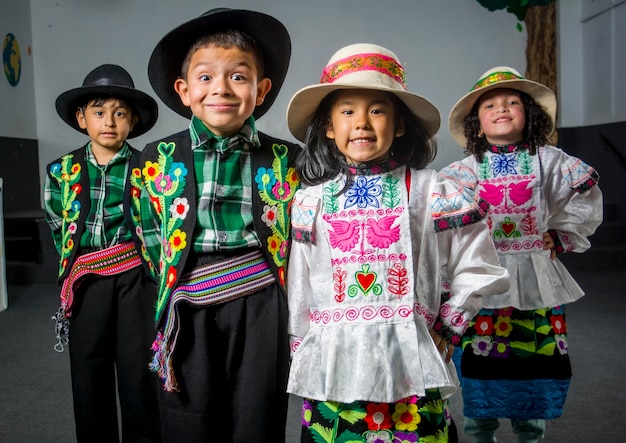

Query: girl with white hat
441 67 603 442
285 43 509 442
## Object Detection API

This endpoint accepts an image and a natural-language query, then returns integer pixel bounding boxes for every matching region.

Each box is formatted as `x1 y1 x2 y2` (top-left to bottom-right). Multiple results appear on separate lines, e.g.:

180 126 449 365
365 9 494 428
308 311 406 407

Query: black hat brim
148 9 291 120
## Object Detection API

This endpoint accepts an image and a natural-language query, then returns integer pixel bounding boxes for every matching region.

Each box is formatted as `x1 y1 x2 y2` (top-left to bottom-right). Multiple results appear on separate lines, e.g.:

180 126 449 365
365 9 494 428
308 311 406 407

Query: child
285 43 509 443
441 66 603 442
44 64 161 442
131 8 299 442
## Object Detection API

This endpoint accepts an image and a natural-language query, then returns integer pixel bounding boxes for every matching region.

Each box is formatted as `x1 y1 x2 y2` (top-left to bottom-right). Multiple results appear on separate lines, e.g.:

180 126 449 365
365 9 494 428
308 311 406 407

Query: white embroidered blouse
287 165 509 403
440 144 603 310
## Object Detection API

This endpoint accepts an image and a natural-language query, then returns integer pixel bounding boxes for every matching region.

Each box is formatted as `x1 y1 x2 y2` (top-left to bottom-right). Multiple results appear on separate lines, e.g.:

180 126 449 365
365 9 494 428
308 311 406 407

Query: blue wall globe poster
3 33 22 87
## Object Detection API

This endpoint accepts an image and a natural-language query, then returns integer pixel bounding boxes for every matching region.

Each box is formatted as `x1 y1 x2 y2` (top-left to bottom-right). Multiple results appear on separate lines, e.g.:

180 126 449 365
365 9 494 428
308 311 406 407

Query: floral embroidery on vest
129 168 155 277
133 142 189 320
49 154 82 277
253 143 299 288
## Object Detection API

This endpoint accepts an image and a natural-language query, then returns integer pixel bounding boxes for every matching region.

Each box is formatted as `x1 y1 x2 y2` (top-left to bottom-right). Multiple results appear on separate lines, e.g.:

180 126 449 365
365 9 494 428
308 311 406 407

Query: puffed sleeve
428 173 510 344
287 190 320 355
542 146 603 253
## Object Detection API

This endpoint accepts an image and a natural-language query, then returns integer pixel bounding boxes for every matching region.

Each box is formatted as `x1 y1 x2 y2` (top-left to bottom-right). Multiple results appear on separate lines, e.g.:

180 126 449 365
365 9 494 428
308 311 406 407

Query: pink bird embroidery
479 183 505 206
327 219 360 252
508 180 533 206
366 215 400 249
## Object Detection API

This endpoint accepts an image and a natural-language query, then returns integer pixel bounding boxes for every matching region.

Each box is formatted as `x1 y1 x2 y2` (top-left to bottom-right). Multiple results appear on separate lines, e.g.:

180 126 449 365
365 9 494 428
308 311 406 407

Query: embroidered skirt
300 389 453 442
458 306 571 420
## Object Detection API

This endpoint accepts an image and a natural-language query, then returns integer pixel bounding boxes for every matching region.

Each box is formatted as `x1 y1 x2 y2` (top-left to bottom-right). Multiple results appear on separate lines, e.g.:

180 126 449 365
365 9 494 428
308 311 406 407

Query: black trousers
158 284 289 443
68 266 161 442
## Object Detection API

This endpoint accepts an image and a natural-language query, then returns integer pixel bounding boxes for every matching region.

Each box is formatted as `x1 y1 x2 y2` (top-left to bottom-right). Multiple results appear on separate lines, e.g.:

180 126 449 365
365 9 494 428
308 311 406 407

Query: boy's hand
430 329 454 363
543 231 557 260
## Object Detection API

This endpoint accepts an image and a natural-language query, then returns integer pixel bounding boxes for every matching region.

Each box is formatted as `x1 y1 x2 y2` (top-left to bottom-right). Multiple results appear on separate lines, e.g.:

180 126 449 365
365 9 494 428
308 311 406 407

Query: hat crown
319 43 407 92
82 64 135 89
471 66 524 92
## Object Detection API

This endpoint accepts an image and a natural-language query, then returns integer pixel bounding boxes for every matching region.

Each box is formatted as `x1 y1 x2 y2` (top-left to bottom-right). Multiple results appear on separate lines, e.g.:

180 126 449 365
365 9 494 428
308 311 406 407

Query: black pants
68 267 161 442
158 284 289 443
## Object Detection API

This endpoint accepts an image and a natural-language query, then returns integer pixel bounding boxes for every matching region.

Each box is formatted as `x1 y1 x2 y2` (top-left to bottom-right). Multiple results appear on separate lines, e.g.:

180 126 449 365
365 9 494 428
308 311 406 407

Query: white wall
0 0 36 138
558 0 626 127
28 0 527 185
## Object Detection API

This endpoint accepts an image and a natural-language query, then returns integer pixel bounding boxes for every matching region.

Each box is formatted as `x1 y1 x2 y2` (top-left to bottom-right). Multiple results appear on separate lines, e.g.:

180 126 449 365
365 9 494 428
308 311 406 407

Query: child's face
174 45 271 137
326 90 404 165
477 88 526 145
76 98 137 153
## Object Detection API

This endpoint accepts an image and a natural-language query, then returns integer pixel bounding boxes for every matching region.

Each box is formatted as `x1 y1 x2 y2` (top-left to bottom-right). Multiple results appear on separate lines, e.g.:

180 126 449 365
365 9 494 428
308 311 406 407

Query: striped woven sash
59 241 142 317
150 249 276 392
53 241 142 352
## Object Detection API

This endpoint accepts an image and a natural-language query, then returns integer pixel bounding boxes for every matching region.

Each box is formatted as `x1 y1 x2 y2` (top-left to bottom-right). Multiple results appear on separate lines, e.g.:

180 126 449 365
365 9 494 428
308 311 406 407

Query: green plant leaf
310 423 333 443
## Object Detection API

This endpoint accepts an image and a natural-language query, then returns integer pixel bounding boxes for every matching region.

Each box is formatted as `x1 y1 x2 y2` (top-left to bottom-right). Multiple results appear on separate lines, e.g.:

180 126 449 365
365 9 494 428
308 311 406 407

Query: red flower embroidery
364 403 392 430
550 315 567 334
474 315 494 335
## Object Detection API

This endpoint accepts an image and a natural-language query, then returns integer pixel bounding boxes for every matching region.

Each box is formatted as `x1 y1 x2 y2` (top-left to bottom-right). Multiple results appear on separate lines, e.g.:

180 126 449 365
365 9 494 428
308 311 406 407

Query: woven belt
151 249 276 392
53 241 141 352
59 241 142 317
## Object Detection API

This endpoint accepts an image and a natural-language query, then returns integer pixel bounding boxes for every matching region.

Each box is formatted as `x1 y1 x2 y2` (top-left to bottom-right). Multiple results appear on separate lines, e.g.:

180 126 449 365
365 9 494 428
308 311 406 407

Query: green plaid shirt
190 116 261 252
44 143 132 253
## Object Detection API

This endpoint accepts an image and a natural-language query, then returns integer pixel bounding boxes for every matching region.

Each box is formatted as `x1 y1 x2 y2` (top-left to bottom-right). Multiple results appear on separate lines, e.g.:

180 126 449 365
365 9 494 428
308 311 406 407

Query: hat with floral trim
448 66 556 147
286 43 440 142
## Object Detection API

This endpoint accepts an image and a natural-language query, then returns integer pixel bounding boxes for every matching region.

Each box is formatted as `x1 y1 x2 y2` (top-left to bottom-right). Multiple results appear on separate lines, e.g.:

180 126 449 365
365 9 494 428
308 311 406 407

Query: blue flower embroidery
344 176 382 209
491 153 518 177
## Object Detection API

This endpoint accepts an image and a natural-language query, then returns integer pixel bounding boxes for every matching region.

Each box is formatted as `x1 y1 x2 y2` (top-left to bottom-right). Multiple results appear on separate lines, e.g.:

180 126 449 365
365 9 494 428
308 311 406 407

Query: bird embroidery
327 215 400 252
508 180 533 206
328 219 360 252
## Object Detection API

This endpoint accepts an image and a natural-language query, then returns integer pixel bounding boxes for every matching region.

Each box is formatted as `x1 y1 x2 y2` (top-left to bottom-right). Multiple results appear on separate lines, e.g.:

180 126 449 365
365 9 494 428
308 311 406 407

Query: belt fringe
150 250 275 392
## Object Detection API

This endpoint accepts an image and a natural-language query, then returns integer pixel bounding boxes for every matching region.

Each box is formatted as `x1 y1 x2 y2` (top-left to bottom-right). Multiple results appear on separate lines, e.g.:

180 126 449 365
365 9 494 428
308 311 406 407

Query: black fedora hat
148 8 291 120
56 64 158 138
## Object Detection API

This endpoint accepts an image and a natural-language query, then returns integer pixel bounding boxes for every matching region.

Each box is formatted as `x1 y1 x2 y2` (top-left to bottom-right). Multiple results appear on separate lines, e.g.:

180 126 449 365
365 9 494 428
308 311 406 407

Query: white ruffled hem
482 251 584 310
287 320 459 403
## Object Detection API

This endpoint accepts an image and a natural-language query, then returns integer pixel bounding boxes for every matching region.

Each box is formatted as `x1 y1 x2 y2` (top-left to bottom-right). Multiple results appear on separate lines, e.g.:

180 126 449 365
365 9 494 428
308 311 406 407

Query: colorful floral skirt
300 389 452 442
458 305 571 420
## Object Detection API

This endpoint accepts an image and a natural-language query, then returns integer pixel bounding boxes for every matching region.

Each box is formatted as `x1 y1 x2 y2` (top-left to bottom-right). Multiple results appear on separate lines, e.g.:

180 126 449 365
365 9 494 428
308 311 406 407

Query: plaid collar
85 142 131 165
189 115 260 153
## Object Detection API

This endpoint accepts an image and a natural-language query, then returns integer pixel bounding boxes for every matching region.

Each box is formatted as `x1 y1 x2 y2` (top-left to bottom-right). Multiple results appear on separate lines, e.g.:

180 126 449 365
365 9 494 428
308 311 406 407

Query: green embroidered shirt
44 143 132 253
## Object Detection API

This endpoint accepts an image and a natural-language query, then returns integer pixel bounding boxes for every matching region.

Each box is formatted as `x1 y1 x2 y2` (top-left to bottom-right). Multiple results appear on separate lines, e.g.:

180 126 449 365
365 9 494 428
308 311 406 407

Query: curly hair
295 90 437 186
463 89 553 162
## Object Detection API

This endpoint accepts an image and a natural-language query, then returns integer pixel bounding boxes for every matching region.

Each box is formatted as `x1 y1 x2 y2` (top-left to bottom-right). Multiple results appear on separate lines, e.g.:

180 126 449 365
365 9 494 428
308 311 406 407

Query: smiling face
76 98 137 156
174 44 271 137
476 88 526 145
325 89 404 165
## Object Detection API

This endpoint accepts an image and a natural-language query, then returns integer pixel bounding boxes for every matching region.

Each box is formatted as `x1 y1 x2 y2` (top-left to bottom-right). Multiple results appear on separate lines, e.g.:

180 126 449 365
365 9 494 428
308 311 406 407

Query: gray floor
1 268 624 442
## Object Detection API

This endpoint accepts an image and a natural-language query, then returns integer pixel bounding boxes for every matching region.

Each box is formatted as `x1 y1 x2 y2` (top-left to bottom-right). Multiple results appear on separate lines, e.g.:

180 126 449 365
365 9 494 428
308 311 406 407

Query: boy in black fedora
130 8 299 442
44 64 162 442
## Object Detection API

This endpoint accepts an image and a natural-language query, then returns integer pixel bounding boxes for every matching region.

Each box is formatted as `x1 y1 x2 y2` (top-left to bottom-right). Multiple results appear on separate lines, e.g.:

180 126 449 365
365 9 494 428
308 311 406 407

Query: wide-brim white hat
448 66 556 147
286 43 440 142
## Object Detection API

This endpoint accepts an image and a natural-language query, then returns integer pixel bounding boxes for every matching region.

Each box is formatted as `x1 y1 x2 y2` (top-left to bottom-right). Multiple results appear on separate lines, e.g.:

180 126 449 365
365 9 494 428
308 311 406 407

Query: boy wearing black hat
131 8 299 442
44 64 162 442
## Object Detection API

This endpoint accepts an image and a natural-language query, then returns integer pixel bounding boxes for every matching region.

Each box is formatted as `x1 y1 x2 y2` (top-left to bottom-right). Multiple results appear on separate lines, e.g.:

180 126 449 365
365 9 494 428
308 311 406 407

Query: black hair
295 89 437 187
181 30 264 80
463 89 552 162
78 97 134 115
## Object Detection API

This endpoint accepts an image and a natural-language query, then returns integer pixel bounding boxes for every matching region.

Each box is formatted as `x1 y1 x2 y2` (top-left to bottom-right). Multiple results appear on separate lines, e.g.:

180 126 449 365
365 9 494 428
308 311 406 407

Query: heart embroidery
500 217 517 237
157 141 176 158
272 143 288 160
356 265 376 292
